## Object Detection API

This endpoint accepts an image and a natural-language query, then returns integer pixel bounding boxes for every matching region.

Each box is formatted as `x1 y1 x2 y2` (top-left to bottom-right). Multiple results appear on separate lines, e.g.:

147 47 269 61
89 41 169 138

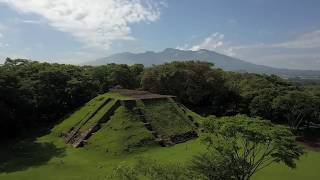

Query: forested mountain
87 48 320 78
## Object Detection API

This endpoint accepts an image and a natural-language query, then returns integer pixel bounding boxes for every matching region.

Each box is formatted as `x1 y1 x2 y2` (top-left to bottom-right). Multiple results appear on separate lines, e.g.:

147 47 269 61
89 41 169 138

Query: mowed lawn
253 150 320 180
0 135 319 180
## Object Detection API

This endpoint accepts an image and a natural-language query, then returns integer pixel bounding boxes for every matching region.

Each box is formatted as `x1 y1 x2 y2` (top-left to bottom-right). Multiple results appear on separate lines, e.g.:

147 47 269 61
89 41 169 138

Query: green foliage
194 115 304 180
272 91 320 130
141 61 237 115
248 88 279 119
189 150 238 180
92 63 143 91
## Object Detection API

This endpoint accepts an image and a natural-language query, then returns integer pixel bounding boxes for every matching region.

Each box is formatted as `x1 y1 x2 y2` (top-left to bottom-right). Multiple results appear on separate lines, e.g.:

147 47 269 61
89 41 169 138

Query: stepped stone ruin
54 89 201 149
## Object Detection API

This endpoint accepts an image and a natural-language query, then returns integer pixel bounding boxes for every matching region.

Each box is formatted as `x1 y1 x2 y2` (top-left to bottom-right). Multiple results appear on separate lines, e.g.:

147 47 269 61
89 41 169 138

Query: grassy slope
0 134 319 180
52 94 107 136
86 106 155 154
141 99 194 137
0 135 204 180
253 151 320 180
52 92 128 137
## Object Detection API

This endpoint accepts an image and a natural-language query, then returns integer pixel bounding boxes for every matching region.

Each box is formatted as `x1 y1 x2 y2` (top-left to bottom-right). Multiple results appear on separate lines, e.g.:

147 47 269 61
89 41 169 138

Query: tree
190 115 304 180
92 63 142 92
249 88 279 120
272 91 318 130
189 151 237 180
141 61 235 115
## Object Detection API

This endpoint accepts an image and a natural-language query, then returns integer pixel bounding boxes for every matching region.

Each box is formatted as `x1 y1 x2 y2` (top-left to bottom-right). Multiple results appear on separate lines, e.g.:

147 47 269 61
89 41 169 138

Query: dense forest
1 58 319 140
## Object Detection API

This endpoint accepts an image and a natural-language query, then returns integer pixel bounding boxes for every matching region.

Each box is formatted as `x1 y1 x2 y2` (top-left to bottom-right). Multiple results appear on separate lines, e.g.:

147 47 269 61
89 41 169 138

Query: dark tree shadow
0 139 65 173
296 125 320 151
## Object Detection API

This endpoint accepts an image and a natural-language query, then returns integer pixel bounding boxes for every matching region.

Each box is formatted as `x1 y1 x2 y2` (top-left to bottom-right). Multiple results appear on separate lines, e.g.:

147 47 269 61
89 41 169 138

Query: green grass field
0 134 319 180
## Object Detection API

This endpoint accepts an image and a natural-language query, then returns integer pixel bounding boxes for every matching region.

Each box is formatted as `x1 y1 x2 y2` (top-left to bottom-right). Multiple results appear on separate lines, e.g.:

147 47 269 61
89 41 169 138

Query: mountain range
86 48 320 78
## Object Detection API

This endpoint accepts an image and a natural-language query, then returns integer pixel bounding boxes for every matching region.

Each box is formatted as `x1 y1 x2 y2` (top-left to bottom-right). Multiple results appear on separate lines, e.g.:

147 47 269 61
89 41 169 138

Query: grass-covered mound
86 106 155 154
139 99 194 137
52 89 203 152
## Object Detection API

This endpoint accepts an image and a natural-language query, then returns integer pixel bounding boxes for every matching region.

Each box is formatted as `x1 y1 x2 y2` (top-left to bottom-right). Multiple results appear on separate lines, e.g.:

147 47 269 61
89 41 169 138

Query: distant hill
86 48 320 78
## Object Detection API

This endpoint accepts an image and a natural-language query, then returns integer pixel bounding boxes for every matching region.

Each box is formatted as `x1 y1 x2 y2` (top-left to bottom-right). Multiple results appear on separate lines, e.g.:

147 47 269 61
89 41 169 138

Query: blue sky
0 0 320 70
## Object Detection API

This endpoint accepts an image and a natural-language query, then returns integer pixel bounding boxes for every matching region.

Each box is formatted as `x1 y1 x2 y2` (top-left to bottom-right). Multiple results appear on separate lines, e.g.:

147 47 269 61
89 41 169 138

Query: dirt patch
111 89 175 100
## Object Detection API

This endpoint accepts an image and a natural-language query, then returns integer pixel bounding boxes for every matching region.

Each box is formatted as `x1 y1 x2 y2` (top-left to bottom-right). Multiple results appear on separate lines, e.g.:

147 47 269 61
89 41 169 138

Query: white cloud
178 32 235 56
1 0 163 49
180 30 320 57
21 19 43 25
178 30 320 70
190 33 224 51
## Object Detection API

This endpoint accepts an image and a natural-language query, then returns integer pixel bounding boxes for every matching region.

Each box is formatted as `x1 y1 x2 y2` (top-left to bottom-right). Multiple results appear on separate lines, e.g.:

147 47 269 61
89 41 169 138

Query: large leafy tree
248 88 279 120
190 115 304 180
272 91 318 130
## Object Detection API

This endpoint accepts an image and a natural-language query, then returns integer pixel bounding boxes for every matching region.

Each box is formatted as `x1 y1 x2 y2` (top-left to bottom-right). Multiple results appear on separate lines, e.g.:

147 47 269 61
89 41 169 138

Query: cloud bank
1 0 163 49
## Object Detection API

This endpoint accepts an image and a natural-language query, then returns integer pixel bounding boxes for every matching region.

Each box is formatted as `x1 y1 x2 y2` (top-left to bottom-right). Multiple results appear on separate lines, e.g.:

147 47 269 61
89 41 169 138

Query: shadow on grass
0 140 65 173
297 125 320 151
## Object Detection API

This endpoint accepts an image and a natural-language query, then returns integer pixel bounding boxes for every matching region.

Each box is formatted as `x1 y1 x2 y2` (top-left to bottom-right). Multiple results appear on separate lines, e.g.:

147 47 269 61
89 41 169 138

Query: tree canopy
190 115 304 180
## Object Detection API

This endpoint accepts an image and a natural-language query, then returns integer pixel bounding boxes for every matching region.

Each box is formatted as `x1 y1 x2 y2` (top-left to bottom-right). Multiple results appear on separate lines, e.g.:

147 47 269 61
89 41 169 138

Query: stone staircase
67 100 121 148
65 98 111 143
134 100 175 147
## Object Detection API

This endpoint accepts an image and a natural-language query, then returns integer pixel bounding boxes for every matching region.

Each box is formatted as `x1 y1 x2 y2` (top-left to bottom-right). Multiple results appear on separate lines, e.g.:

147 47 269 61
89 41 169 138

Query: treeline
1 59 319 139
142 61 320 130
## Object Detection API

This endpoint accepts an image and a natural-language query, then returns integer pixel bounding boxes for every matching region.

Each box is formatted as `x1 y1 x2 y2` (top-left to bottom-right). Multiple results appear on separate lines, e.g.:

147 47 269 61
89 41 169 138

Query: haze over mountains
86 48 320 78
